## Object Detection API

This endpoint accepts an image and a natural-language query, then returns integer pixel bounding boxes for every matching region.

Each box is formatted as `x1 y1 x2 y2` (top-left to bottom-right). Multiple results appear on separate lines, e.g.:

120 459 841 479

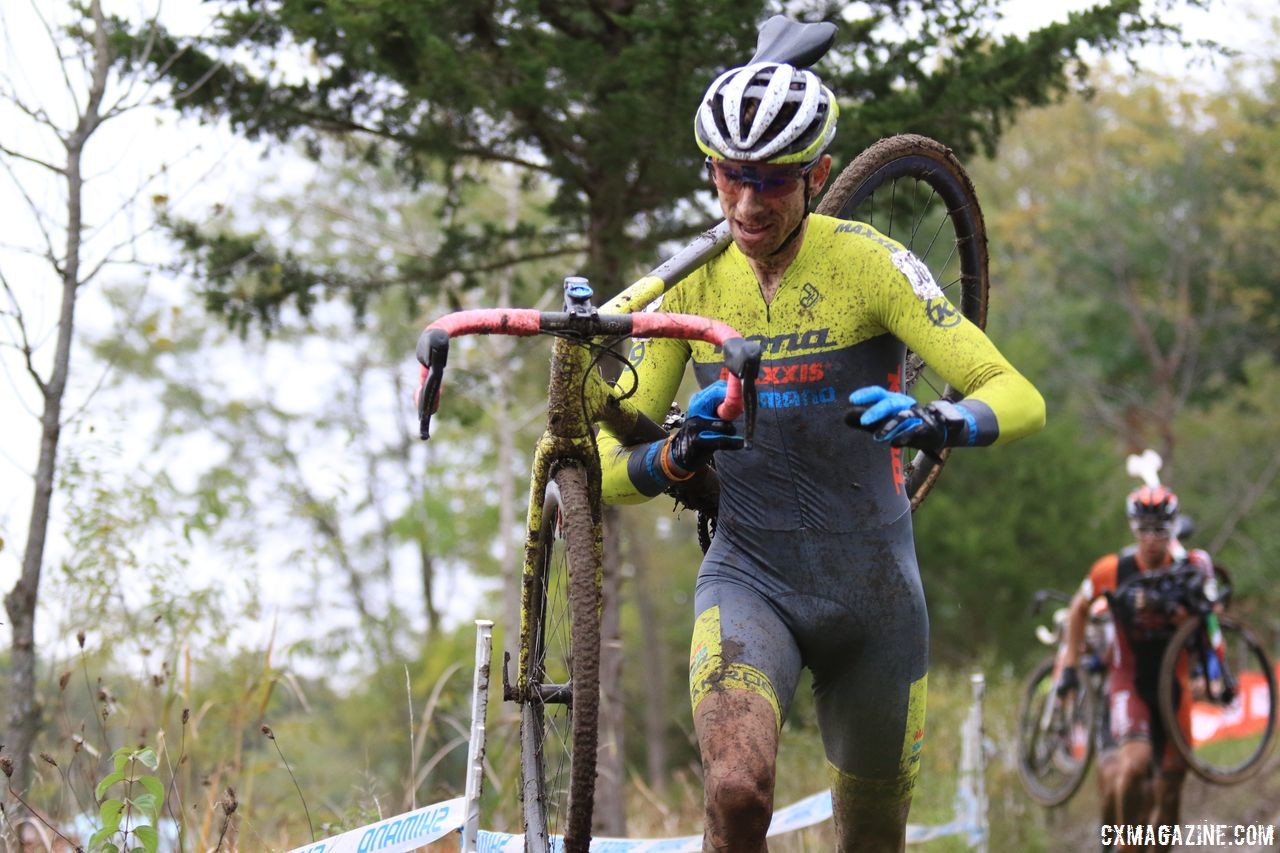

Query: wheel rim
1161 615 1278 783
817 135 989 509
1017 657 1094 806
520 468 600 853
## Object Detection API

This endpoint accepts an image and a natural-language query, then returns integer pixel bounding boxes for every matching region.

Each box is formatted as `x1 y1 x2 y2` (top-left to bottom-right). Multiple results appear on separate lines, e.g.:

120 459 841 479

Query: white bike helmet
695 62 838 165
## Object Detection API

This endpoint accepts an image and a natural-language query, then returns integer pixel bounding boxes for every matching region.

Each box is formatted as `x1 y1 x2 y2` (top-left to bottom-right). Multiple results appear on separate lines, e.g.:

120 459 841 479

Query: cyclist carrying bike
1059 485 1216 847
598 61 1044 851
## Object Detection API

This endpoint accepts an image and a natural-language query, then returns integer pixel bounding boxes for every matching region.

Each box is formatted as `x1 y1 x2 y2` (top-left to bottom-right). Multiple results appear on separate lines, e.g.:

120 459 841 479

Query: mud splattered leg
695 690 778 852
829 764 914 852
689 605 784 852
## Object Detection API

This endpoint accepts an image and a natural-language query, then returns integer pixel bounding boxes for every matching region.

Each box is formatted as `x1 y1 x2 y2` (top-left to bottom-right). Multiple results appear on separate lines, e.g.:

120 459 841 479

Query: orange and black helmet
1126 484 1179 525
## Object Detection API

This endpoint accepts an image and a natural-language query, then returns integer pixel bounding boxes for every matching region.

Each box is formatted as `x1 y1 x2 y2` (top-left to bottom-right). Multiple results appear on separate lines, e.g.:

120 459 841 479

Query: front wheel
520 465 602 853
1157 614 1278 784
1016 655 1095 806
816 134 989 508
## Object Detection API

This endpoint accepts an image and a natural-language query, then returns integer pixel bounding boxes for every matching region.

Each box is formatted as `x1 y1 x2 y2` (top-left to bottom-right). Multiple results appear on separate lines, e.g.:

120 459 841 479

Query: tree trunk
3 0 108 800
4 128 81 807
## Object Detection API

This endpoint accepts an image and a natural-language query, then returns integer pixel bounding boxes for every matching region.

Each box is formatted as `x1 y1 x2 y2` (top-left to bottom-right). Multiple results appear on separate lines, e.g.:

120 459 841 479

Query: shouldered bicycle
413 16 992 852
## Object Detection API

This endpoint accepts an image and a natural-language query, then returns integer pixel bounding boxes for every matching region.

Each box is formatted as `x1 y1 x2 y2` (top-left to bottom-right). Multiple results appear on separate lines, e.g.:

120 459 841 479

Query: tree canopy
126 0 1214 319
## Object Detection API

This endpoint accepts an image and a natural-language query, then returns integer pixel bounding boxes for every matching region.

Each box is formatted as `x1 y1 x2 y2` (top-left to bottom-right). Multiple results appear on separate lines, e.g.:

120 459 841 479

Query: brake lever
415 328 450 440
720 338 762 449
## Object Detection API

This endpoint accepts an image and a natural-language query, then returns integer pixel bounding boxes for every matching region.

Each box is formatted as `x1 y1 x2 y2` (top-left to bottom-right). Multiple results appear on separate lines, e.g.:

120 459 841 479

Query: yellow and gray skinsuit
598 213 1044 808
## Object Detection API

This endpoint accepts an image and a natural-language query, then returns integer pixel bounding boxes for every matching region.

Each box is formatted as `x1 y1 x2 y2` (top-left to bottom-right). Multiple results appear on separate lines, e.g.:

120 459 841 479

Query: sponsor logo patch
892 250 944 300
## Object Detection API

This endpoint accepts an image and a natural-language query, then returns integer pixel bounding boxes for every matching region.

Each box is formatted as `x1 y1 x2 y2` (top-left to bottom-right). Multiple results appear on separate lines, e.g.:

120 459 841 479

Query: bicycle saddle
749 15 837 68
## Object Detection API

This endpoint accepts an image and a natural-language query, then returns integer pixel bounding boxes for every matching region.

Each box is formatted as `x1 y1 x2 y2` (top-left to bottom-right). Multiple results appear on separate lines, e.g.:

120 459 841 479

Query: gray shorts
689 515 929 781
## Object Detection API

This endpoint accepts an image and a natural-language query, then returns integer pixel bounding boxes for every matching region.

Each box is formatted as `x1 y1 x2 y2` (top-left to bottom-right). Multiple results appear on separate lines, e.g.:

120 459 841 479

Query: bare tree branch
0 156 64 274
25 0 83 118
0 270 47 396
0 143 66 176
0 85 63 133
1209 446 1280 556
60 268 158 431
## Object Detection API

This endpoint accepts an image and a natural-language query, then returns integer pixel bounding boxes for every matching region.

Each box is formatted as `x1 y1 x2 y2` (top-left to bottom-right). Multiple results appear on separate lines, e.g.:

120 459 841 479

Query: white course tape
284 796 466 853
472 791 980 852
287 788 979 853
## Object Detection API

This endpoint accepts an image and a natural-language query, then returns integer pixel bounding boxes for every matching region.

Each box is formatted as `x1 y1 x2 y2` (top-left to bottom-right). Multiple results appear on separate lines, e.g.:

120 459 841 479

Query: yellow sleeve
597 297 692 504
873 260 1045 445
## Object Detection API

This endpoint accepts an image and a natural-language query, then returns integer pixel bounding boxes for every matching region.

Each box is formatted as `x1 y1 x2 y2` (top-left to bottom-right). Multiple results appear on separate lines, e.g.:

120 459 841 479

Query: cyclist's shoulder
810 213 903 256
1092 551 1121 574
1082 552 1120 595
1185 546 1213 566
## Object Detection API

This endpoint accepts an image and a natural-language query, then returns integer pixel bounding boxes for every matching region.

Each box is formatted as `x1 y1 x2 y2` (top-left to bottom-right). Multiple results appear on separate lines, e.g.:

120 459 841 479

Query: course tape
283 797 465 853
285 788 978 853
474 790 978 851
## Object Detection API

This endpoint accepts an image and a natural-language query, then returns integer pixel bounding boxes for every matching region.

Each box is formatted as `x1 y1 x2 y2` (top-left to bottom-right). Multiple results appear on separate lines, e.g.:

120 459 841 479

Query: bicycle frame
415 267 761 696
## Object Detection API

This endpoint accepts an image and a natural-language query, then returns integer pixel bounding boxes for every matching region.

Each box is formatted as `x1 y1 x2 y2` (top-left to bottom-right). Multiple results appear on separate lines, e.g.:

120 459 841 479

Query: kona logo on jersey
760 387 839 409
627 340 646 365
800 282 822 309
720 362 830 386
925 298 962 328
714 327 830 355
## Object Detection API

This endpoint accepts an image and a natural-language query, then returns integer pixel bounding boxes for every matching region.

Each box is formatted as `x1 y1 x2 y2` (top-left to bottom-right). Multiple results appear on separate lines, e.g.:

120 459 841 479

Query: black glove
1055 666 1080 698
667 416 743 473
666 381 744 474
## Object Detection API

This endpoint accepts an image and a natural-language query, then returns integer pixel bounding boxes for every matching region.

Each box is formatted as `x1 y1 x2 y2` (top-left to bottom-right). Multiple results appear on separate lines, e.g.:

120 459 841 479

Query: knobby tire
1016 654 1095 806
816 133 990 508
1157 614 1278 784
520 465 601 853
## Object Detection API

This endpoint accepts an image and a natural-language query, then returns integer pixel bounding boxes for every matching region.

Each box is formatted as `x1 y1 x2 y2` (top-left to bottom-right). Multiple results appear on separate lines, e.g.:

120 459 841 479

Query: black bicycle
1147 564 1277 783
1016 590 1111 806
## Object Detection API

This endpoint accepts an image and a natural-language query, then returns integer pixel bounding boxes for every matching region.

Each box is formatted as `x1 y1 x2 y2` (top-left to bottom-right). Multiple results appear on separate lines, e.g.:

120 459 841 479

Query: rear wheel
520 465 601 853
1016 655 1095 806
817 134 989 508
1158 614 1277 784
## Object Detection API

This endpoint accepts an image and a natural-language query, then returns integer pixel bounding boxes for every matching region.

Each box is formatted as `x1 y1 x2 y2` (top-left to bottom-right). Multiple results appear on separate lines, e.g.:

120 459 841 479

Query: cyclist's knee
702 763 773 848
705 768 773 820
828 763 915 852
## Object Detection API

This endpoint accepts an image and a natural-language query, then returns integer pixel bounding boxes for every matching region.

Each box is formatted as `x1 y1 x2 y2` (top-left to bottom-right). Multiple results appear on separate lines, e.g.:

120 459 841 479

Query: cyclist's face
711 156 831 260
1132 520 1173 564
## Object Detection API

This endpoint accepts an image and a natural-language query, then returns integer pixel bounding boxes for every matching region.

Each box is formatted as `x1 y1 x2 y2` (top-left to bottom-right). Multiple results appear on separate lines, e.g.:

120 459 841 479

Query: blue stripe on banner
283 796 466 853
290 790 978 852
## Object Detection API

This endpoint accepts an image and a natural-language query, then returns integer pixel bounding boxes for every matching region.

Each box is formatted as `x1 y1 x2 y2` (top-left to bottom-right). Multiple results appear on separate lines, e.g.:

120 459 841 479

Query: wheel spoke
816 134 989 509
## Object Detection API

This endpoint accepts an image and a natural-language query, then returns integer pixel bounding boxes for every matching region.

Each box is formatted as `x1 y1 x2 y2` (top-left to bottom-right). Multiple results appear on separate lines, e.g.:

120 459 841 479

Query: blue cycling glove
847 386 977 452
654 380 744 479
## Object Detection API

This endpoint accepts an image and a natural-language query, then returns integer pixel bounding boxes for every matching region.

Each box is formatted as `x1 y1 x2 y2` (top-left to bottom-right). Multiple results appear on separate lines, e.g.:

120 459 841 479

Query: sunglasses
706 159 812 199
1131 521 1174 537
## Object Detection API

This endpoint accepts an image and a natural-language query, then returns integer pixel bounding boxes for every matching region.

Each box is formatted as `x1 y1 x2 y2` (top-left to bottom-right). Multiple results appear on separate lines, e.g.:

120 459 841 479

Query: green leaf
128 792 159 815
139 775 165 807
88 827 114 850
112 747 132 772
133 824 160 853
96 769 127 800
98 798 125 833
